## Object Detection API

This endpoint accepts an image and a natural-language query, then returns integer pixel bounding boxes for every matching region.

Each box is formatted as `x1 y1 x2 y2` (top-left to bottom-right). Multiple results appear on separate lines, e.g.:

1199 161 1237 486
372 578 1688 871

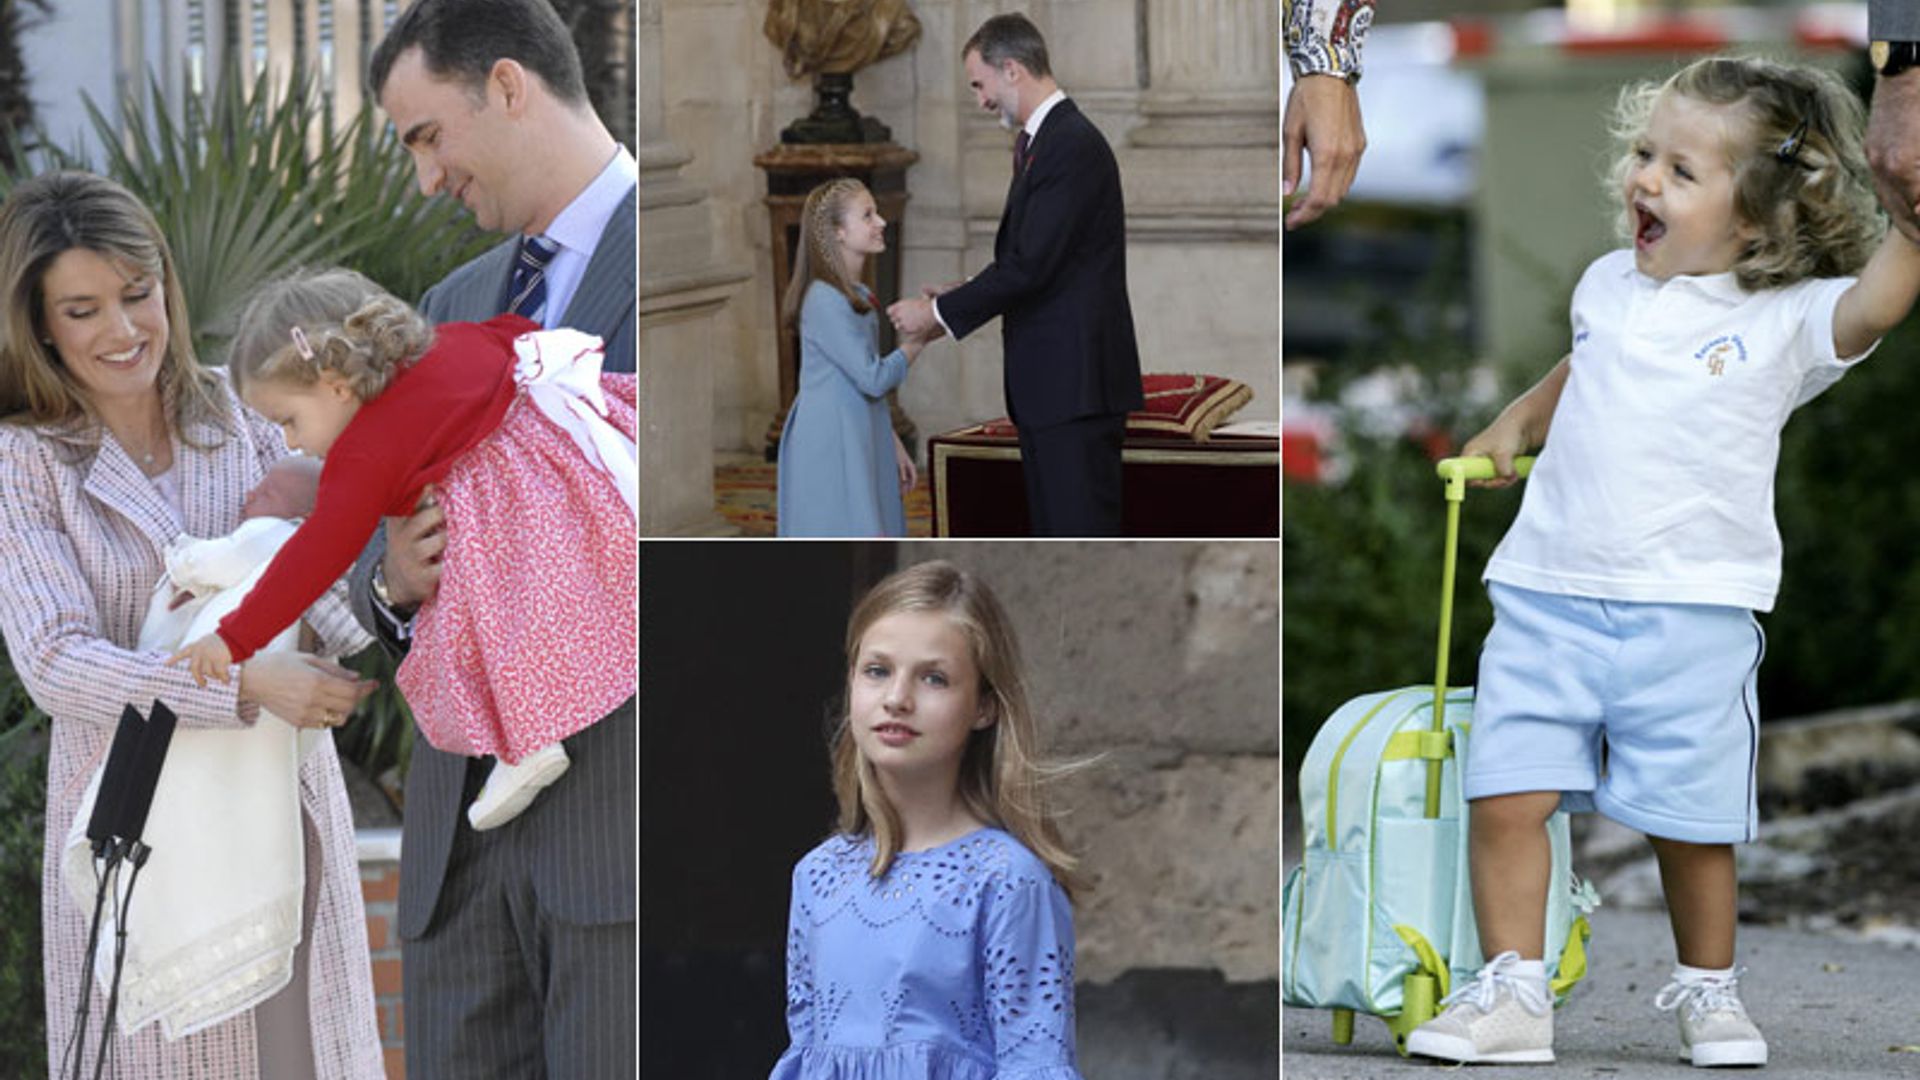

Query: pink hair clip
290 326 314 360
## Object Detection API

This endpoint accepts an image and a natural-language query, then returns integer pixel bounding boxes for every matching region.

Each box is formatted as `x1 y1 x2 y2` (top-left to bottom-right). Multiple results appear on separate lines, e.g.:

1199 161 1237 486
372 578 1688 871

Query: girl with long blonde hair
772 560 1086 1078
777 178 932 537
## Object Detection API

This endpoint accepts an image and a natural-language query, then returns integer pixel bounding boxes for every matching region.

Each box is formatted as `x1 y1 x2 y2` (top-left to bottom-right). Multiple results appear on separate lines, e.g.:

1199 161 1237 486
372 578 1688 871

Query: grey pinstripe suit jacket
349 187 637 941
1873 0 1920 40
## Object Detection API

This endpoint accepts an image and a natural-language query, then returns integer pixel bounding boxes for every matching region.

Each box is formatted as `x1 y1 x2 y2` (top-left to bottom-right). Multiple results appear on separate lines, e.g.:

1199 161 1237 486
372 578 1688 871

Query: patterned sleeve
983 875 1082 1079
0 428 251 730
1285 0 1376 81
768 862 813 1079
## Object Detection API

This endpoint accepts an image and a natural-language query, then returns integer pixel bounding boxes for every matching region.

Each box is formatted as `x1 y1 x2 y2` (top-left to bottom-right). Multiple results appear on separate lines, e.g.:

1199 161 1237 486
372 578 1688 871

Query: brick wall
358 828 406 1079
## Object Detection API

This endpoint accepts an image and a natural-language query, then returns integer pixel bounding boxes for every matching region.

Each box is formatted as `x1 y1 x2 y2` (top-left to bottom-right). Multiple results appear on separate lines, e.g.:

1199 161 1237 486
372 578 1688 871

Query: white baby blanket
62 517 321 1039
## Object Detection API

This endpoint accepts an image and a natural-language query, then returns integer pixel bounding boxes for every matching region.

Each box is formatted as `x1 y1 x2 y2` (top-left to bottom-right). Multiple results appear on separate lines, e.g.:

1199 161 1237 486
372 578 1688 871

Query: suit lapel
997 100 1073 260
174 412 244 541
559 189 636 337
458 240 521 322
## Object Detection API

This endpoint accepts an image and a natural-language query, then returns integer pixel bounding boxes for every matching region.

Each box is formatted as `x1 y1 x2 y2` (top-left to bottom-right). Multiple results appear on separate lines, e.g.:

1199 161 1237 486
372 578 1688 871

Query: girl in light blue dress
777 178 930 537
771 561 1086 1080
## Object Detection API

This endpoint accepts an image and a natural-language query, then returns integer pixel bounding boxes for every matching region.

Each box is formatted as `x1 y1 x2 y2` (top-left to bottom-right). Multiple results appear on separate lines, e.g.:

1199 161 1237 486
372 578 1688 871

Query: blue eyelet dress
770 827 1084 1079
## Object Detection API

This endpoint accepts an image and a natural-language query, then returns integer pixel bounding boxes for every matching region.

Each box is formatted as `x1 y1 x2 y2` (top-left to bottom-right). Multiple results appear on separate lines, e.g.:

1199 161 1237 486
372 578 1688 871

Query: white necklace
125 436 161 469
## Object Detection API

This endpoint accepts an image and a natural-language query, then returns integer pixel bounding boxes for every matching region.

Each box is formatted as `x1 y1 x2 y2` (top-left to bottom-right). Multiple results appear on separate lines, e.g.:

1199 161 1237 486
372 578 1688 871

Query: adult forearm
21 630 252 731
1869 70 1920 243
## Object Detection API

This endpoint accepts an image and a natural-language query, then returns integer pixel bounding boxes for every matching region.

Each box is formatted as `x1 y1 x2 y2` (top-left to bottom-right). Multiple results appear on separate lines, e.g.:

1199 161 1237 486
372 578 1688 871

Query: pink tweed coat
0 378 384 1079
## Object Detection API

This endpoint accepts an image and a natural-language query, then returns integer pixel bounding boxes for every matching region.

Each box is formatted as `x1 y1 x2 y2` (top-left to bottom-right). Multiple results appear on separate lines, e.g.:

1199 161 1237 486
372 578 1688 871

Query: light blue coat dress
770 828 1084 1079
777 281 910 537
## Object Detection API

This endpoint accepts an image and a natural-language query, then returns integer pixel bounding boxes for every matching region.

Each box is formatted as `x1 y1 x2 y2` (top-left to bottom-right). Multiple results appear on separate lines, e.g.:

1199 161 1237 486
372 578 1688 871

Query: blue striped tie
506 234 561 321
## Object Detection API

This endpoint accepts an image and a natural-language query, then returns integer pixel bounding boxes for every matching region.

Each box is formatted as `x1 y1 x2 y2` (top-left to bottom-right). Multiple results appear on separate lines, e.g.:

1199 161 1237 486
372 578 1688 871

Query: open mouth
1634 204 1666 248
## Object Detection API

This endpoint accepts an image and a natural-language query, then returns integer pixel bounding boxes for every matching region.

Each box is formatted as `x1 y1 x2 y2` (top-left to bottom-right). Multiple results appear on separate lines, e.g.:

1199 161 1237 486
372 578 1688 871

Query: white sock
1672 962 1735 984
1508 958 1548 988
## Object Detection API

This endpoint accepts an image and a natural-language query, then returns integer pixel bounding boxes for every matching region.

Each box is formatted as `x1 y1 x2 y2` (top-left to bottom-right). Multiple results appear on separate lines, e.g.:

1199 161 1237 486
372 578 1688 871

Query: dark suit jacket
417 190 636 374
349 186 638 939
1872 0 1920 38
938 99 1143 429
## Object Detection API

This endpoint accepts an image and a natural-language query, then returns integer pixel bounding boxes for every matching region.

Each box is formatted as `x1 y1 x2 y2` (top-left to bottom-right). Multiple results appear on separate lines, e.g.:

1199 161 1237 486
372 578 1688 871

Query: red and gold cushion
972 373 1253 442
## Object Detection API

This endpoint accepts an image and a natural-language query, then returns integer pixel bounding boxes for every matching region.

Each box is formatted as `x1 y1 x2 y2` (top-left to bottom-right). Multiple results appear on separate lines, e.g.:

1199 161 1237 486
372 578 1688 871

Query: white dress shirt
528 145 638 327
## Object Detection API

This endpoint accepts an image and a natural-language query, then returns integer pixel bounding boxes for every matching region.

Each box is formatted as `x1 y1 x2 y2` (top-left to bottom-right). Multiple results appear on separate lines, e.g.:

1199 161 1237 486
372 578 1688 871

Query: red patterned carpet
713 457 932 538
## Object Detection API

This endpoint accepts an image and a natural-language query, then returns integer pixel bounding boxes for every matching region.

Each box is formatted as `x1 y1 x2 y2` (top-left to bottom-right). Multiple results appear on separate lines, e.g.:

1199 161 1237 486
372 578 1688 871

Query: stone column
1112 0 1280 418
638 0 748 536
1133 0 1280 153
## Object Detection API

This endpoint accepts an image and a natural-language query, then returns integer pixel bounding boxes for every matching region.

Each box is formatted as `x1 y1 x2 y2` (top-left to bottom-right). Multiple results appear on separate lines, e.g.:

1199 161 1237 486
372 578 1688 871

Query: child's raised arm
1460 355 1570 487
1833 228 1920 359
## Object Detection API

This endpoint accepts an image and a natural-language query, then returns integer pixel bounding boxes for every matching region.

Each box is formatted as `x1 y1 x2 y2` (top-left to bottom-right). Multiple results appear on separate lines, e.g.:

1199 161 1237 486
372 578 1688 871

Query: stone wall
903 542 1278 986
655 0 1280 470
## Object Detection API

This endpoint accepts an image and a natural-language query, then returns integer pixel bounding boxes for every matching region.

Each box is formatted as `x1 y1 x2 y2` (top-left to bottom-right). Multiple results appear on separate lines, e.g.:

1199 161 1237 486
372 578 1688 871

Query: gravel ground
1284 906 1920 1079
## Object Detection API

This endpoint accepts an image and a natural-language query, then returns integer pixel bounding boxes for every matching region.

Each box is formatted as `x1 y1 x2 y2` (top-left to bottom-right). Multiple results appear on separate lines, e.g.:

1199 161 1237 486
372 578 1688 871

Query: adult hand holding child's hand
1868 69 1920 244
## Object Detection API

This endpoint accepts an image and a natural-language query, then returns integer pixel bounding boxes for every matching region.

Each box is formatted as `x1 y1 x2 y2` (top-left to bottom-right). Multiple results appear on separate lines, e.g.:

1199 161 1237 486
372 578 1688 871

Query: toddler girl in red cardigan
173 268 636 829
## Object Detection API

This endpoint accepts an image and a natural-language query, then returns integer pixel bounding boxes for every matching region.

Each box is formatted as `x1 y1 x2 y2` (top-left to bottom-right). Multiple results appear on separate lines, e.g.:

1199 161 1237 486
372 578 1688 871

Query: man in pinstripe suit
347 1 637 1075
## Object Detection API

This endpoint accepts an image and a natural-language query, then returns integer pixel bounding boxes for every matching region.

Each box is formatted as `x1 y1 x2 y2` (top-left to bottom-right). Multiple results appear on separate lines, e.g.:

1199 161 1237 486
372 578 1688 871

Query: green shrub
0 669 46 1077
1282 427 1523 777
1282 210 1512 777
1769 315 1920 716
1285 257 1920 779
0 63 494 364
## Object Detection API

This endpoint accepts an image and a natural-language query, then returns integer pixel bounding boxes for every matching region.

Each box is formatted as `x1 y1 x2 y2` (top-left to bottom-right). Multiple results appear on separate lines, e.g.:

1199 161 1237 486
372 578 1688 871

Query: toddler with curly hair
172 268 636 830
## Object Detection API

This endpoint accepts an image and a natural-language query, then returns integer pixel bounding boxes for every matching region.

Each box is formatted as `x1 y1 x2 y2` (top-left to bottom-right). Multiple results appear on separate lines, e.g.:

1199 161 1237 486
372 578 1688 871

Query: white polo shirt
1485 249 1873 613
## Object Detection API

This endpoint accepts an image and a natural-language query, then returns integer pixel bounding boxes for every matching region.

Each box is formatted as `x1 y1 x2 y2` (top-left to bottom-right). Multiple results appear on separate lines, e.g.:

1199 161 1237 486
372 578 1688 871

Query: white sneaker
1655 967 1768 1067
466 743 571 831
1405 951 1554 1064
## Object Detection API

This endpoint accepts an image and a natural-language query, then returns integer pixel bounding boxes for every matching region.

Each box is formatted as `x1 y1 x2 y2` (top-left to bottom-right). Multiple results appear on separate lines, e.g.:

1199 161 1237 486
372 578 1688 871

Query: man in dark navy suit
890 13 1143 536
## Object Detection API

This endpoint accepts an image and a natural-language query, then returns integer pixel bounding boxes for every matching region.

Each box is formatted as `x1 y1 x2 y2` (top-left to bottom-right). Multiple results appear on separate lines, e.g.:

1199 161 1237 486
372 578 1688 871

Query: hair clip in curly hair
290 326 314 361
1775 117 1810 164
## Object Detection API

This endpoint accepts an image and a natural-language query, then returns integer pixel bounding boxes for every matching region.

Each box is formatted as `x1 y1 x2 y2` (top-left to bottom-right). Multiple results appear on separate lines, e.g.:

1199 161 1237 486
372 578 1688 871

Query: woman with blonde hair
777 178 933 537
771 560 1086 1079
0 171 382 1078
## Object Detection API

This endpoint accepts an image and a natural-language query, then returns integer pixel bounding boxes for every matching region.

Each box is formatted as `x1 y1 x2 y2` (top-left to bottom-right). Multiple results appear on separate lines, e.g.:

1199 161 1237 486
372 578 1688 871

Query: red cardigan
215 315 535 661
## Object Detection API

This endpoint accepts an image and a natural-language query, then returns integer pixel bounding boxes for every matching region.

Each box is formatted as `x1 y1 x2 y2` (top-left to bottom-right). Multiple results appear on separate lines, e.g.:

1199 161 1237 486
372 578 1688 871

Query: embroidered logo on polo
1693 334 1747 376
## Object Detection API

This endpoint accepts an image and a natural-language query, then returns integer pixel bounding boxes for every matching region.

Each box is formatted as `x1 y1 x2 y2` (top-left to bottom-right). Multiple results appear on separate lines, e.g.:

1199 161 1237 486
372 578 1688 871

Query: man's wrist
1874 40 1920 79
1291 65 1361 87
371 560 416 618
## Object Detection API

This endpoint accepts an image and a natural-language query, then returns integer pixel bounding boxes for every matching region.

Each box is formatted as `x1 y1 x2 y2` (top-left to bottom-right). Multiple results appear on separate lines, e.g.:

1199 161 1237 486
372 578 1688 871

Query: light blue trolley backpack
1282 457 1599 1056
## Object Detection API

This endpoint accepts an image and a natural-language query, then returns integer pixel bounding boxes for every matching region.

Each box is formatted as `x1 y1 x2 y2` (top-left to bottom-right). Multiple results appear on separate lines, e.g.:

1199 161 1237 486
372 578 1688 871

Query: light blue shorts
1465 581 1763 844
